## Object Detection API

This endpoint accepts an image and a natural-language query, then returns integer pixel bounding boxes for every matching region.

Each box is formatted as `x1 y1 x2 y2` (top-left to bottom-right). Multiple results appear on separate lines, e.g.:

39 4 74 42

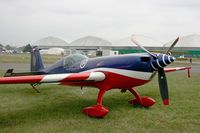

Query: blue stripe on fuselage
81 54 153 73
43 53 154 74
43 60 65 74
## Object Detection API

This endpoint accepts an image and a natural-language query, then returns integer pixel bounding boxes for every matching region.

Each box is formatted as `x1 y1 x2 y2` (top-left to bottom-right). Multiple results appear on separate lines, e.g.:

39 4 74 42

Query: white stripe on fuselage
41 74 71 83
86 72 106 81
84 68 153 81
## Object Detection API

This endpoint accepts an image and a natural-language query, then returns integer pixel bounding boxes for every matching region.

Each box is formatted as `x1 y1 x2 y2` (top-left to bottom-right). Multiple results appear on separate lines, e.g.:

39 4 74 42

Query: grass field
0 53 200 64
0 71 199 133
0 54 199 132
0 54 63 64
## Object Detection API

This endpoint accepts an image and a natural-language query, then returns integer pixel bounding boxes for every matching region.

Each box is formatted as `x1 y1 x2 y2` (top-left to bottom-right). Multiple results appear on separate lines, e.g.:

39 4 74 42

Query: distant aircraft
0 35 191 118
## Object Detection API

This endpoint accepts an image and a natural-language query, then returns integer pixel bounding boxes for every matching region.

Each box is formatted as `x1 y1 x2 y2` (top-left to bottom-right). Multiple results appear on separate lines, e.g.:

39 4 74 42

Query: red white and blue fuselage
0 53 176 92
38 53 175 89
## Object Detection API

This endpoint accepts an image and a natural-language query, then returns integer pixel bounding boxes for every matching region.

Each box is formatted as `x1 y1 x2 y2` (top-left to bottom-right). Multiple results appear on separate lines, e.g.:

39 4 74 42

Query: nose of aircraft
150 54 176 70
171 56 176 62
166 55 176 64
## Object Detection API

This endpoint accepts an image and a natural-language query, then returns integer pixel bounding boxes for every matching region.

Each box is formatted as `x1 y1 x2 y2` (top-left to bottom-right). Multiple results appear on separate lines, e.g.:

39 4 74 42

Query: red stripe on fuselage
60 71 150 90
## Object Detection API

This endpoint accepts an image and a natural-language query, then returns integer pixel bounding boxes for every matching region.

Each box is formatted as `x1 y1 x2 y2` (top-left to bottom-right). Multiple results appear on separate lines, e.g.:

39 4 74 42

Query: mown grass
0 71 199 133
0 54 200 64
0 54 63 64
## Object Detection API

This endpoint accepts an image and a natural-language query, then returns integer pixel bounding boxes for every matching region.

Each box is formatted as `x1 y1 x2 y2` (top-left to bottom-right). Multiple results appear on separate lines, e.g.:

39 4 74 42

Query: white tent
40 49 48 55
112 35 164 47
70 36 112 47
164 34 200 47
33 36 68 46
47 48 65 55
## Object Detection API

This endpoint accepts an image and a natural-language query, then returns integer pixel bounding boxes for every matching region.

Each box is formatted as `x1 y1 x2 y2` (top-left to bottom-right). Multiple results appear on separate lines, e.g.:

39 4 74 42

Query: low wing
164 66 191 77
0 72 105 84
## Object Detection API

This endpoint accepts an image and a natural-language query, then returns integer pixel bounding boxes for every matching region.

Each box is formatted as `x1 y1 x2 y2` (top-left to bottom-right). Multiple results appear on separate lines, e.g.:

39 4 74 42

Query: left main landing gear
82 89 109 118
128 88 155 107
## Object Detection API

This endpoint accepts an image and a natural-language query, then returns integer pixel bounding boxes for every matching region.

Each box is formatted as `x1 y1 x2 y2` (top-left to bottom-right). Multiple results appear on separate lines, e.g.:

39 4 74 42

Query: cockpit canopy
63 54 88 68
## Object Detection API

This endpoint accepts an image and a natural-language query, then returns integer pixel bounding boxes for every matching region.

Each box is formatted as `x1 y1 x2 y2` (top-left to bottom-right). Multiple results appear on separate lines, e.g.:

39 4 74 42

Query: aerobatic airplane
0 36 191 118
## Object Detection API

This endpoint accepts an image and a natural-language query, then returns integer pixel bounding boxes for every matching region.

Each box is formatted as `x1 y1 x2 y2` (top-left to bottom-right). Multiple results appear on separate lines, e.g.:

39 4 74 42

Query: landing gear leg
30 83 40 93
128 88 155 107
83 89 109 118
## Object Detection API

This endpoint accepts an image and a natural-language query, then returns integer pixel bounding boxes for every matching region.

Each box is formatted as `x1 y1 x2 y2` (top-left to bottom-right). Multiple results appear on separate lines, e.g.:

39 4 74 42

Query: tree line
0 44 32 53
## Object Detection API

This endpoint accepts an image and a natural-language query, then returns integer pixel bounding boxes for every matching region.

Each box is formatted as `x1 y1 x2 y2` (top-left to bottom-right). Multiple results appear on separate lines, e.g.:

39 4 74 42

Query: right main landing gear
128 88 155 107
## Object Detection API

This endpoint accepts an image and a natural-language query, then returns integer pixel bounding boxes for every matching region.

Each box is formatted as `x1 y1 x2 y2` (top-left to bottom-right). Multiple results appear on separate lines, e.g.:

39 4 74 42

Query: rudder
31 46 44 72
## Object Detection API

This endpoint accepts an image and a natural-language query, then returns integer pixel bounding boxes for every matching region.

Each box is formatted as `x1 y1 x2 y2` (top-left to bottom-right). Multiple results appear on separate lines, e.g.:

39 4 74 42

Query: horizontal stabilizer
0 72 105 84
164 66 191 78
4 69 45 77
164 66 191 72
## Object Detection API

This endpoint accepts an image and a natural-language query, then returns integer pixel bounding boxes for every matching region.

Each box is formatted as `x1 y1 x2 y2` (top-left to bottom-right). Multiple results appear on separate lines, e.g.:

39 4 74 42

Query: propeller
131 35 179 105
131 35 158 59
158 68 169 105
165 37 179 55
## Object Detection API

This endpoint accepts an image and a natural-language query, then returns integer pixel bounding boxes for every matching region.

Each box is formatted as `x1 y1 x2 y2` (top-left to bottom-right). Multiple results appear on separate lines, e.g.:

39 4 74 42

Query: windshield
63 54 88 68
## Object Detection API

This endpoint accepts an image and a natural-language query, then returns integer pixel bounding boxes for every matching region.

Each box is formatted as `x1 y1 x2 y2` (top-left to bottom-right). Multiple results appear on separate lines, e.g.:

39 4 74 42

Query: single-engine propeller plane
0 35 191 118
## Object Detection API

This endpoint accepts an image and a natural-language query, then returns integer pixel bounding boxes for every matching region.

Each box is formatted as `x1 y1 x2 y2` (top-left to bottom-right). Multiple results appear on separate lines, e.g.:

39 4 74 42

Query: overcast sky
0 0 200 46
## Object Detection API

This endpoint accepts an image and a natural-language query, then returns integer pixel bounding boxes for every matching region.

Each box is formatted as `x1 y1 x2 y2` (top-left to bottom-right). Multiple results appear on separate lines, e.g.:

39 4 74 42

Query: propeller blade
165 37 179 55
158 68 169 105
131 35 158 59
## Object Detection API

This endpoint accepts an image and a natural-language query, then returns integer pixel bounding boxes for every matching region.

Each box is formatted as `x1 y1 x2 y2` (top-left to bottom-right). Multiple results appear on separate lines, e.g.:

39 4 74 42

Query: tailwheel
128 88 155 107
82 89 109 118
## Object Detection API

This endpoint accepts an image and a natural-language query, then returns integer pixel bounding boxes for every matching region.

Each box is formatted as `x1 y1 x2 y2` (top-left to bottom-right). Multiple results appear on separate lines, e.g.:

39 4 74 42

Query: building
31 34 200 57
32 36 112 56
111 34 200 57
164 34 200 57
111 35 164 54
69 36 112 56
32 36 69 49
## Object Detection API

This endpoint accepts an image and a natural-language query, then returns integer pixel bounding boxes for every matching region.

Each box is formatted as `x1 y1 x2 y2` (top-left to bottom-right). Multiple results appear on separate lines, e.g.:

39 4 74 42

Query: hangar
111 34 200 57
68 36 112 56
111 35 164 54
32 34 200 57
32 36 68 49
32 36 112 56
164 34 200 57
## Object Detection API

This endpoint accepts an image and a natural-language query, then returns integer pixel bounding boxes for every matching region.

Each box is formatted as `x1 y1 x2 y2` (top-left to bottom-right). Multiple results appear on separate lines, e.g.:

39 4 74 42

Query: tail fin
31 46 44 72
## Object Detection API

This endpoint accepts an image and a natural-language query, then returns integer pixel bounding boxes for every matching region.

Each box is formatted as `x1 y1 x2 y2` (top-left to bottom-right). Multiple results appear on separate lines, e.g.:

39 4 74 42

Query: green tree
23 44 32 53
5 45 12 50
